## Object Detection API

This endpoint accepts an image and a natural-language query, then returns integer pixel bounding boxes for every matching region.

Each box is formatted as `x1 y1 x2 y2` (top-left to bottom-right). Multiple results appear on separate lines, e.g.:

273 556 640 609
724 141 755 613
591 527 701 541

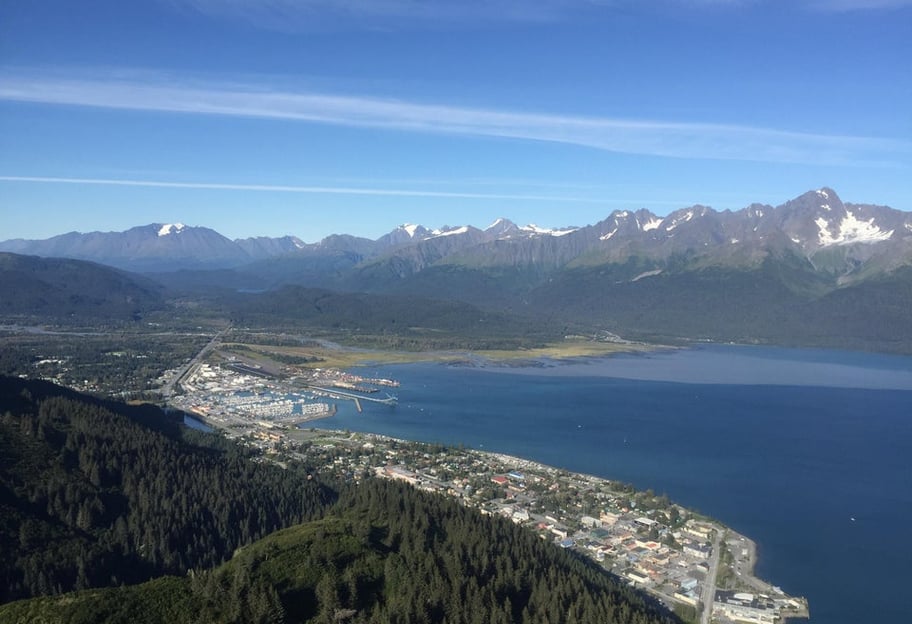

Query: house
580 515 601 528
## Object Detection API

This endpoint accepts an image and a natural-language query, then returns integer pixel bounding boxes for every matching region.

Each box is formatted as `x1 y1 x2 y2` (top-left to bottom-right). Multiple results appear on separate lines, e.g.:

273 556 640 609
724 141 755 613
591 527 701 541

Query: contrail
0 175 608 203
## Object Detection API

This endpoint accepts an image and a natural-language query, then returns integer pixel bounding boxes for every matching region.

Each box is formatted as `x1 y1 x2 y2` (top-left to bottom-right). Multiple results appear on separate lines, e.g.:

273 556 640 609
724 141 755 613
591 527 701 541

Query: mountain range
3 188 912 351
0 222 307 272
3 188 910 280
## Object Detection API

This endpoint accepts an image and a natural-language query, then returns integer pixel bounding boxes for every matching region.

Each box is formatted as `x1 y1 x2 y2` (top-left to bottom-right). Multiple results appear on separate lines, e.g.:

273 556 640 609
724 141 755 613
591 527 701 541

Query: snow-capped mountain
375 224 434 249
0 224 312 272
3 188 911 353
0 224 249 272
2 188 910 279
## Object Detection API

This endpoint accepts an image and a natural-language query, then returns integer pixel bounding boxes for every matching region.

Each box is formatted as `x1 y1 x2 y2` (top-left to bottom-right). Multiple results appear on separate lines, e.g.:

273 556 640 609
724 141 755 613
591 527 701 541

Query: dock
305 385 398 406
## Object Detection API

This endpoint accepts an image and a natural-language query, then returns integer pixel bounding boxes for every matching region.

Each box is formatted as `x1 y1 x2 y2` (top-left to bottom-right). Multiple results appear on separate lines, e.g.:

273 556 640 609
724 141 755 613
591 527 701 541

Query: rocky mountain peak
485 218 521 238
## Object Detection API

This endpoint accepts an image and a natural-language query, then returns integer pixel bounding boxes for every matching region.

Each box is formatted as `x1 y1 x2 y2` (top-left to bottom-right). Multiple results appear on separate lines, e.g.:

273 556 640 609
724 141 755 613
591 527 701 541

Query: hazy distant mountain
0 253 163 320
0 223 249 272
234 234 305 260
1 225 314 272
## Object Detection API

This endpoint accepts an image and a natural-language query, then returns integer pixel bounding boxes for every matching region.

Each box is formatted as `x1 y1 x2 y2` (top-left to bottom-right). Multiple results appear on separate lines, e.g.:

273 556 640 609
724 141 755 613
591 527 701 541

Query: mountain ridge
3 189 909 280
3 188 912 353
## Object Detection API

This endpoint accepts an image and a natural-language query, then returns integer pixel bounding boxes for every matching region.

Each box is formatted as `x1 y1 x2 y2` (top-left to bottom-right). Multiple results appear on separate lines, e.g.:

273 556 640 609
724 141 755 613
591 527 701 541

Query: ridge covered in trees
0 377 679 624
0 376 334 603
1 480 679 624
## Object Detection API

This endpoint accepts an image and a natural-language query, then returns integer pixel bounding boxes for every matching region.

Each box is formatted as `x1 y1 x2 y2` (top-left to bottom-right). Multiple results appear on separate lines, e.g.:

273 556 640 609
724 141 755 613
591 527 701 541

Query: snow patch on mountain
816 189 829 199
816 211 894 246
157 223 185 237
665 210 695 232
430 226 469 238
600 229 618 241
520 224 578 237
401 224 422 238
642 218 663 232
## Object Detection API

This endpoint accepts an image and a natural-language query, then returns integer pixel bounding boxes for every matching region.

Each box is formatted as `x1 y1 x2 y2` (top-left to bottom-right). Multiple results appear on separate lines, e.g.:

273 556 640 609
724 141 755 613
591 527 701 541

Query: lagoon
317 346 912 624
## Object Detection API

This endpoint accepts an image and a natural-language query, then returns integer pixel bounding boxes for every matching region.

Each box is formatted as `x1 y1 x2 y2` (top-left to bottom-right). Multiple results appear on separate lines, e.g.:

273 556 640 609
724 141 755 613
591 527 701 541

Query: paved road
700 529 724 624
160 325 230 399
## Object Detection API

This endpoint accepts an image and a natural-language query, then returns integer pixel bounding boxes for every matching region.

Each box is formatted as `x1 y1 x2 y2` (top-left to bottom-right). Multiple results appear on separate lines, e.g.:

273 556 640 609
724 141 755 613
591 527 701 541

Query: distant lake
316 345 912 624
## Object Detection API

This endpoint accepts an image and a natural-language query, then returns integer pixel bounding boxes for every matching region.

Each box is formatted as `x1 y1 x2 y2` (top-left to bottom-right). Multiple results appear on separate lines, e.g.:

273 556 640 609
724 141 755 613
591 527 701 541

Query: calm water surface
316 346 912 624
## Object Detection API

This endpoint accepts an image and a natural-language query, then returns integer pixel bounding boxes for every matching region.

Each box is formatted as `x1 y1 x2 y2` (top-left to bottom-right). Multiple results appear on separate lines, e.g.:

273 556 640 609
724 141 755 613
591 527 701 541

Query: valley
1 187 909 624
3 188 911 354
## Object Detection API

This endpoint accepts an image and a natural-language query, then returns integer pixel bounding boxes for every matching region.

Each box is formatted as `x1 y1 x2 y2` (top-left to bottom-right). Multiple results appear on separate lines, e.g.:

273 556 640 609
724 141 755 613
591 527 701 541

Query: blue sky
1 0 910 241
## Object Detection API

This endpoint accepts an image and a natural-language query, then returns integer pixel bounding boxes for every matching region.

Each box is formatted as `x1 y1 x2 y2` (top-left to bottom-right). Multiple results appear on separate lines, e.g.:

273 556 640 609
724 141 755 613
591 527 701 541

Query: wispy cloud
0 70 907 166
168 0 912 30
169 0 601 30
804 0 912 10
0 175 612 204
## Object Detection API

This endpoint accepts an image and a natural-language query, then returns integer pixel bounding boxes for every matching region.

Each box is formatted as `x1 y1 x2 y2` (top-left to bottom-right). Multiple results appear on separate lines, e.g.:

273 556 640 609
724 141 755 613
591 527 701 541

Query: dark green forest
223 285 562 351
1 482 678 624
3 249 912 354
0 377 679 624
0 377 334 604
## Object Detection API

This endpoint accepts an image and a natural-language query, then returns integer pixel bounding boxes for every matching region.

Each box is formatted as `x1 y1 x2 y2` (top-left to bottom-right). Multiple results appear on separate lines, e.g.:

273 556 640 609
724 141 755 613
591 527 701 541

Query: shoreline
369 438 810 623
188 405 810 623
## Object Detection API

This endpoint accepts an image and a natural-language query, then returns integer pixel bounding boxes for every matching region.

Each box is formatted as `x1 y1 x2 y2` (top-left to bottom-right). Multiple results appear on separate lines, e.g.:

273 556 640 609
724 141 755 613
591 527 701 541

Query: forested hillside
0 377 333 603
224 285 562 350
0 253 164 321
1 480 679 624
0 377 680 624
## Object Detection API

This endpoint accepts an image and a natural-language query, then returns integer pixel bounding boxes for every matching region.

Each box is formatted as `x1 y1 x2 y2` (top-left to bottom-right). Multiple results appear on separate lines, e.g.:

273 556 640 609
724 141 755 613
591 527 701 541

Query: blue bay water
315 346 912 624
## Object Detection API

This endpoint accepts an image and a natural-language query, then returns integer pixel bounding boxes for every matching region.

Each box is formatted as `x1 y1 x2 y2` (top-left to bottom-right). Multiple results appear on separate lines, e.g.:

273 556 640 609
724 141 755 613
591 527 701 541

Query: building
713 591 778 624
680 577 699 592
382 465 418 485
600 510 620 526
626 570 650 585
683 542 712 559
580 515 601 528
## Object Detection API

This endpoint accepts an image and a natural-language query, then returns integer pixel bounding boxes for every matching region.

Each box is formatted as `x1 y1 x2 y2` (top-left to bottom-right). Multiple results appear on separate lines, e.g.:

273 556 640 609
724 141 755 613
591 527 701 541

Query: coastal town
162 354 809 624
